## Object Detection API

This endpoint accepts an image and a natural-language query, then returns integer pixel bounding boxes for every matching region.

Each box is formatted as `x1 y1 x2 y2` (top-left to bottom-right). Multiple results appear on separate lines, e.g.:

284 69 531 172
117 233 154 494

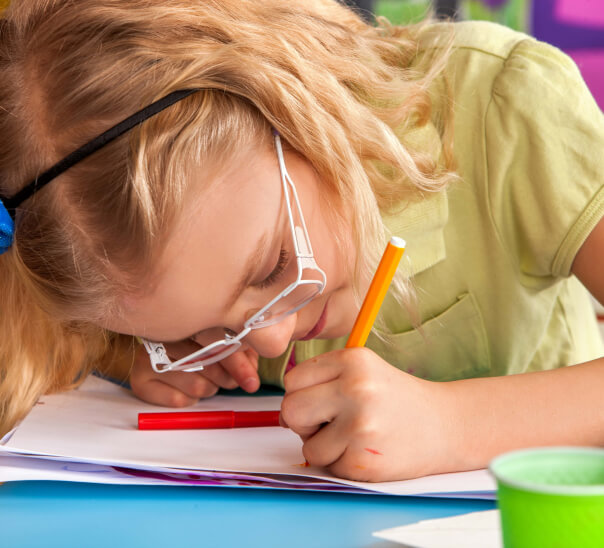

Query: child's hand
129 342 260 407
281 348 458 482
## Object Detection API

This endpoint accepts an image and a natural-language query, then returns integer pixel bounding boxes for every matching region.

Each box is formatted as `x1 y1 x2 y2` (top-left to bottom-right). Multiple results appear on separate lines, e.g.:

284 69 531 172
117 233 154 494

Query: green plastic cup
489 447 604 547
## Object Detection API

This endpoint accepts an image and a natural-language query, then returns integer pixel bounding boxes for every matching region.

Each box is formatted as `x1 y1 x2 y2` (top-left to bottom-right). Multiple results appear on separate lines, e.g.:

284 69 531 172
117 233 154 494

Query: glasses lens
170 340 240 372
249 281 322 329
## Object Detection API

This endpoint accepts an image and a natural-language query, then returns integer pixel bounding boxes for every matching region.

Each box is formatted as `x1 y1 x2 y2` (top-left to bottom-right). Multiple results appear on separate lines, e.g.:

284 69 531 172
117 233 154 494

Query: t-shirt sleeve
485 37 604 279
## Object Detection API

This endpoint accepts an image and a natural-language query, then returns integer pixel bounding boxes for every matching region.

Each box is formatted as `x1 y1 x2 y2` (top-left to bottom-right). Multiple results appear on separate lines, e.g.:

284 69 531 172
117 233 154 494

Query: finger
150 370 219 400
283 349 348 393
280 381 340 438
218 349 260 393
198 362 239 390
243 346 259 365
301 419 348 468
328 447 377 482
132 377 217 407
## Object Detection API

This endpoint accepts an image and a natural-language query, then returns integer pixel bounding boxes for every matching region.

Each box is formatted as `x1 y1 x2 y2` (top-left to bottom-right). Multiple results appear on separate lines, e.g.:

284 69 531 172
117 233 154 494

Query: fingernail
242 377 258 392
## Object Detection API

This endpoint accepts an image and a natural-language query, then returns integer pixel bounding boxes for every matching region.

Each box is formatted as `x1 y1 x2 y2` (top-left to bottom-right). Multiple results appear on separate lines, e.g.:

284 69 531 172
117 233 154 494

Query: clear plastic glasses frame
141 131 327 373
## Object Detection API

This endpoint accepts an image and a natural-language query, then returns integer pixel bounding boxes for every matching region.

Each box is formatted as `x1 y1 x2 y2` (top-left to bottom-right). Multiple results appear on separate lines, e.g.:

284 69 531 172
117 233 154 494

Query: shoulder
419 20 527 60
418 19 597 169
417 21 604 280
417 20 585 103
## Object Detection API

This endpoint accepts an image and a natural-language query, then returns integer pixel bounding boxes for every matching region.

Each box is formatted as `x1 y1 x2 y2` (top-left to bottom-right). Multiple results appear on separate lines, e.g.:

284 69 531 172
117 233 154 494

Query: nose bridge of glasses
244 306 264 325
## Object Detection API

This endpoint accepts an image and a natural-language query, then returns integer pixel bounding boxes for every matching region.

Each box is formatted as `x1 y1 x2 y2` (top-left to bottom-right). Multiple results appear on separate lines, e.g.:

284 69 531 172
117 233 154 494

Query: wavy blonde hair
0 0 456 435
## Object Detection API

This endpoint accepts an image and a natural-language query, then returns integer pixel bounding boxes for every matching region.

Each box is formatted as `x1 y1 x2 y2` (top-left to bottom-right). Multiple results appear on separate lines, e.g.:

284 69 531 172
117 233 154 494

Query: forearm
444 357 604 471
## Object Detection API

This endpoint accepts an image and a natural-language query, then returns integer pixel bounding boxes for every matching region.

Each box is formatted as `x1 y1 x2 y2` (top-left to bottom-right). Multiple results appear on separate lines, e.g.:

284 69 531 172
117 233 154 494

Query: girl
1 0 603 483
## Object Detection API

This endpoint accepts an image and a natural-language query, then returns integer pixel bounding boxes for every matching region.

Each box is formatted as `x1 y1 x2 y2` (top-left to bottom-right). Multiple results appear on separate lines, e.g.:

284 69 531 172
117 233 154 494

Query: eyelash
257 248 289 289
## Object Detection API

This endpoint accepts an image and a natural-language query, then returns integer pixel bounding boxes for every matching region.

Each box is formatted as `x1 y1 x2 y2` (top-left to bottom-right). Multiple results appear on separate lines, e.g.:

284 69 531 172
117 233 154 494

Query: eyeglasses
141 131 327 373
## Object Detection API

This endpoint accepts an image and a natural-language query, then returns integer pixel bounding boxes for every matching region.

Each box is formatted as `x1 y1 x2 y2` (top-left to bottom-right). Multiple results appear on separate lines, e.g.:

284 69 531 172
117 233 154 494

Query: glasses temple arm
274 134 315 259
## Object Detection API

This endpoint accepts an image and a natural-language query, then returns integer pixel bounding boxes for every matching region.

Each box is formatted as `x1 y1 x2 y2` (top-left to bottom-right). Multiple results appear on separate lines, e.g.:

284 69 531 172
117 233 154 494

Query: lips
299 302 328 341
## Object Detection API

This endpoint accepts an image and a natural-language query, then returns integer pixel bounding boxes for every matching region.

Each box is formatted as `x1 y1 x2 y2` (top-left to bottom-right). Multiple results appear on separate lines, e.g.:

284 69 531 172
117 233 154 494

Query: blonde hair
0 0 456 435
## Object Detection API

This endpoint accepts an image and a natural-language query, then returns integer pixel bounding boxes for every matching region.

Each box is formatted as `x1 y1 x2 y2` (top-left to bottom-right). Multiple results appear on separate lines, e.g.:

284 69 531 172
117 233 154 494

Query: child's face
106 141 358 360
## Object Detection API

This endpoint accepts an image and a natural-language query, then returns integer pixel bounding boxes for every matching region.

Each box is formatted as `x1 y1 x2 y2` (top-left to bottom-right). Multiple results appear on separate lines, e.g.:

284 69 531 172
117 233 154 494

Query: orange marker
346 236 406 348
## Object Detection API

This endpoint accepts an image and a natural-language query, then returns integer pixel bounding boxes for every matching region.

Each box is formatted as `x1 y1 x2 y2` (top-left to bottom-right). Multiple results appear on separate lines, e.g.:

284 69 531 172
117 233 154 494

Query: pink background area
556 0 604 28
566 49 604 110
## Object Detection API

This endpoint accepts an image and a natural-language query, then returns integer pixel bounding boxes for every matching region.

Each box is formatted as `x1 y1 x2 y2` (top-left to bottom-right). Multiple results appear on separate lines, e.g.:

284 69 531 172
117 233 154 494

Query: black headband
1 88 200 219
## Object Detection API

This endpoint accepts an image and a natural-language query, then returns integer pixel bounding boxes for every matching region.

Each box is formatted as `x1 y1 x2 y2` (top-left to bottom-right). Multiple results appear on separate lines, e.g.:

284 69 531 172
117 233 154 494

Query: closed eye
256 248 289 289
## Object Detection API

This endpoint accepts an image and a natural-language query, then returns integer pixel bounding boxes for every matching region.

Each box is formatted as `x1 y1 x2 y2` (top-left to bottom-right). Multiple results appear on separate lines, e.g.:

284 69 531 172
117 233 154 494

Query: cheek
322 234 354 292
304 184 355 292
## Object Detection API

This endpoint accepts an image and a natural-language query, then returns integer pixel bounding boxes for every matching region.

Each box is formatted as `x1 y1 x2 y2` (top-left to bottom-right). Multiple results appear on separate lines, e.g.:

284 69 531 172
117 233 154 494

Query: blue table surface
0 481 496 548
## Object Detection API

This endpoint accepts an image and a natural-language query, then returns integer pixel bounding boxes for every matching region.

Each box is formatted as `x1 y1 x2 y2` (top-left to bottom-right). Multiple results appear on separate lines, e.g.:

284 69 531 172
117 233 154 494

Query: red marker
138 410 280 430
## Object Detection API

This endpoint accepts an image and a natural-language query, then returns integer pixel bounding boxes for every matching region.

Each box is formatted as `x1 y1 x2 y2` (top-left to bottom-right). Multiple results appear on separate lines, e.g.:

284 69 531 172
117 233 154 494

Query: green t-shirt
259 20 604 386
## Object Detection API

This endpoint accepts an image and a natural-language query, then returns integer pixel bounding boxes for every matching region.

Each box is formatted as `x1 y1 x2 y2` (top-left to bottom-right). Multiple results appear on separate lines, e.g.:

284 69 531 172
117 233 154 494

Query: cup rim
489 446 604 496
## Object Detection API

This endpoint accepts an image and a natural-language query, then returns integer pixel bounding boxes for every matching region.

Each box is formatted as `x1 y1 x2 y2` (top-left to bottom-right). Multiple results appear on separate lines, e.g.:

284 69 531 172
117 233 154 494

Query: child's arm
412 214 604 470
442 356 604 471
448 210 604 470
281 217 604 482
282 347 604 483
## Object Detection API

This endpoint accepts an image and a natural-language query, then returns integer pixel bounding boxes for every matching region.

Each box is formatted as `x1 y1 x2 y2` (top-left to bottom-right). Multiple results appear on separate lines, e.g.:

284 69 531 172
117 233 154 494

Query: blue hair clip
0 199 15 255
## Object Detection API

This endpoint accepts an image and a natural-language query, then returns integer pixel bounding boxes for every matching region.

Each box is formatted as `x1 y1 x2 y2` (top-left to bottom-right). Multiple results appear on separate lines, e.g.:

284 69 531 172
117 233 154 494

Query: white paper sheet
0 452 177 485
373 510 502 547
0 451 371 492
1 376 496 498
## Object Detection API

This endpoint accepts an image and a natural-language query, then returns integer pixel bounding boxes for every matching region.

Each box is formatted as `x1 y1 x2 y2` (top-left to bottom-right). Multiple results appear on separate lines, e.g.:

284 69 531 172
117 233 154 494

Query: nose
244 312 297 358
